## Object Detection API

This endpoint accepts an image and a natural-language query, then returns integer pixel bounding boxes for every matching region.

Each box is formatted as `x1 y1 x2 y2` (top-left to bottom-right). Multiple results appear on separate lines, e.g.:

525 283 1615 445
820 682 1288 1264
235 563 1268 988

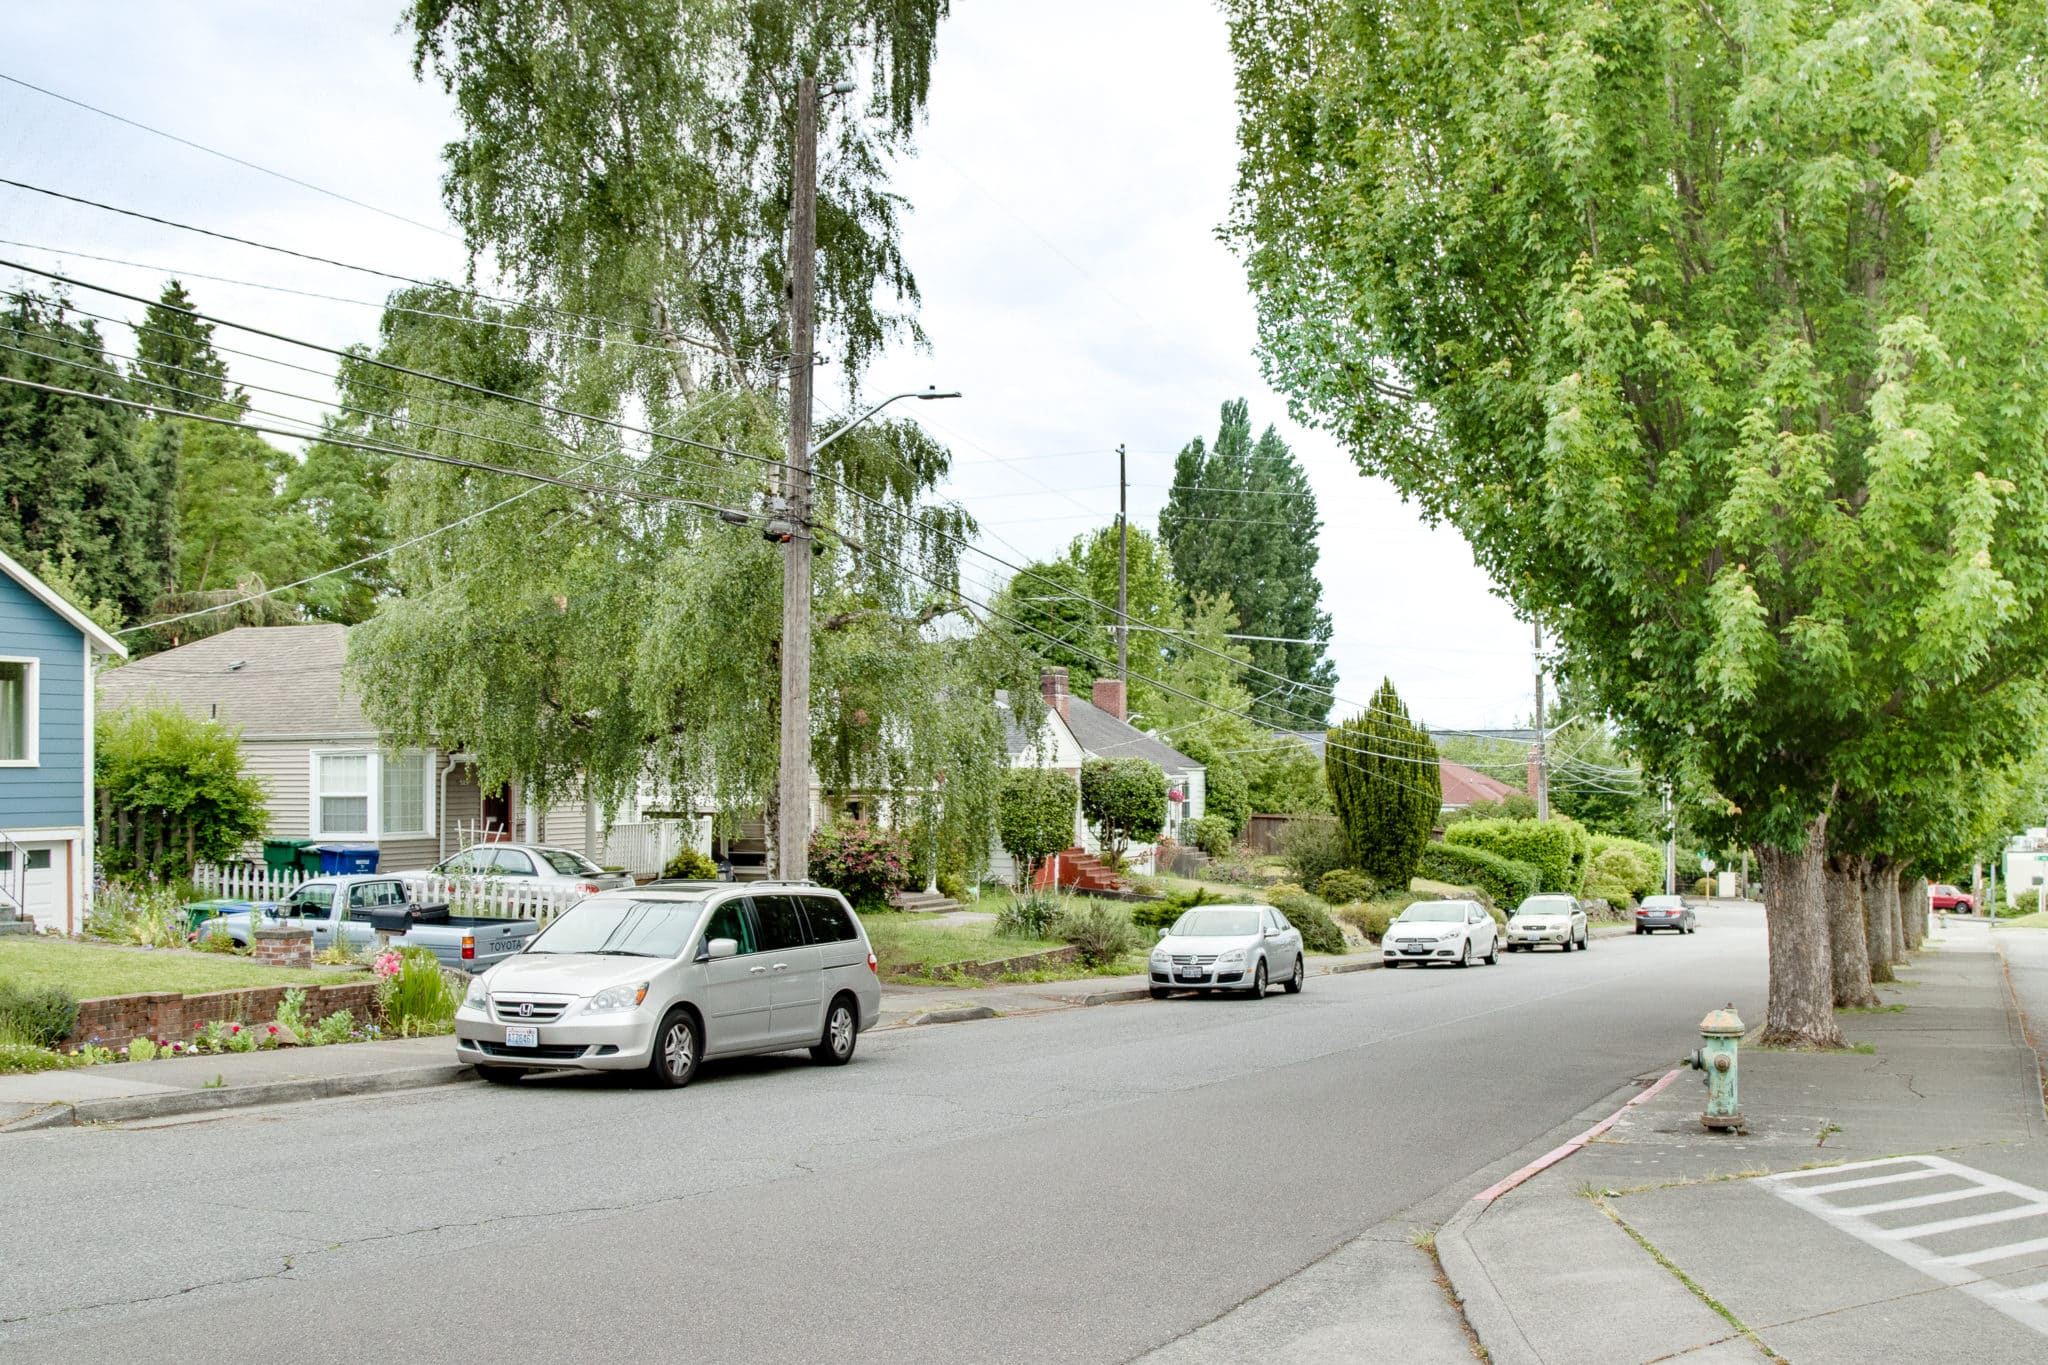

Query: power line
0 179 747 361
0 72 460 240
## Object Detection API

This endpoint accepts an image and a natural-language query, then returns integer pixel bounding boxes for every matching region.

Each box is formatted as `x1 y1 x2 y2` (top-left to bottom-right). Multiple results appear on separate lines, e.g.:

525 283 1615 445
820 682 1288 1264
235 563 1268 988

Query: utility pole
777 74 819 882
1117 443 1128 681
1662 781 1677 896
1531 622 1549 820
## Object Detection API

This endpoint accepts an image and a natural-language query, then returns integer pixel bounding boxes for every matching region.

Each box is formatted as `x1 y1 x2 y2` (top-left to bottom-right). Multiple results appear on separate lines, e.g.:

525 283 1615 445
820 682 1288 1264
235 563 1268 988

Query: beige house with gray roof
97 625 602 871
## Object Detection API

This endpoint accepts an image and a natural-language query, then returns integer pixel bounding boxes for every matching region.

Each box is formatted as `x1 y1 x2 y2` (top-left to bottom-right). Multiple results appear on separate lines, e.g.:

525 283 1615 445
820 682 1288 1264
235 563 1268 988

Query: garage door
1 843 61 931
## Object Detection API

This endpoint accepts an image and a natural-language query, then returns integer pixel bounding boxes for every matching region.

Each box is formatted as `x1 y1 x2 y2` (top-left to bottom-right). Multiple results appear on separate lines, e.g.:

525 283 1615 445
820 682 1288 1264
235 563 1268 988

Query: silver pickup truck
197 874 538 972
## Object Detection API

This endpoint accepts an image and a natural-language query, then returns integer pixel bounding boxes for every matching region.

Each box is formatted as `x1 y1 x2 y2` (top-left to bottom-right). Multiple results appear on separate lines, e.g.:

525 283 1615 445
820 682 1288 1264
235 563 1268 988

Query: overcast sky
1 1 1535 728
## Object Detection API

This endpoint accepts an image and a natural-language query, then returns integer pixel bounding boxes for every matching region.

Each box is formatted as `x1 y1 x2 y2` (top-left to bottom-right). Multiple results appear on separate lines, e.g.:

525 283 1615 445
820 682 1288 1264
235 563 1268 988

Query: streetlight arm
808 388 961 458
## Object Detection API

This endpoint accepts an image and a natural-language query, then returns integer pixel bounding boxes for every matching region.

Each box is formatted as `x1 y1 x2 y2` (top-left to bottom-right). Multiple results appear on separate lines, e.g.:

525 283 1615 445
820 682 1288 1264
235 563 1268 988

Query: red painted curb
1472 1067 1683 1205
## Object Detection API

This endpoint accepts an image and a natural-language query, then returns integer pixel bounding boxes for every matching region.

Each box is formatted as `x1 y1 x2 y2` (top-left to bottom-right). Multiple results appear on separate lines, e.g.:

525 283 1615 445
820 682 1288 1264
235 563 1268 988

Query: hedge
1443 818 1587 894
1264 884 1349 954
1588 834 1665 898
1418 843 1540 909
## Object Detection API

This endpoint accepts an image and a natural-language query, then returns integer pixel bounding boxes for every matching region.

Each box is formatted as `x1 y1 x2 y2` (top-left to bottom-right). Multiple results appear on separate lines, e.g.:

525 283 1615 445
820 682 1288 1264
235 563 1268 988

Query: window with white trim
381 751 429 836
309 749 436 839
313 753 371 836
0 658 36 765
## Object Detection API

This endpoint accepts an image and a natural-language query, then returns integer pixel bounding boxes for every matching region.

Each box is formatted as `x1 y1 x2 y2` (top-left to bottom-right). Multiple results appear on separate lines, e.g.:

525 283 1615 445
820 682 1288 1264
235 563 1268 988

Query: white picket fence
193 864 588 922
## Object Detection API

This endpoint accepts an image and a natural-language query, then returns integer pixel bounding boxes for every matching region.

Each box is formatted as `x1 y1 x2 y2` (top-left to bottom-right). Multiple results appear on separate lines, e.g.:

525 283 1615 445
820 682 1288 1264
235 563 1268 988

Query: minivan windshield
1170 909 1262 937
1398 903 1473 924
526 898 703 958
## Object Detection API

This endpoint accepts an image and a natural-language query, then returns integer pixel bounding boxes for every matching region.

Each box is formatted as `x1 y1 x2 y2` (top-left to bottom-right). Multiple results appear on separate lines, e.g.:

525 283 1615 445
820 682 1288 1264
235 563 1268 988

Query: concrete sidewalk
1441 917 2048 1364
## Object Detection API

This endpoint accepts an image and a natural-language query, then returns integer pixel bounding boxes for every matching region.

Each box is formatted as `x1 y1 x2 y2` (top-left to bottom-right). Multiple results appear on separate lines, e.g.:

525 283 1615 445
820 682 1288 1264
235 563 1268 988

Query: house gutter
438 752 458 861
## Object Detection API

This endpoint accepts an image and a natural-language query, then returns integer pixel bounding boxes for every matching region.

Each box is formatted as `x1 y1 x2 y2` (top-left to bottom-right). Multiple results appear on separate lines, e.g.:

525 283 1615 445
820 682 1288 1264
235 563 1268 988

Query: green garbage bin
183 898 251 933
263 838 316 876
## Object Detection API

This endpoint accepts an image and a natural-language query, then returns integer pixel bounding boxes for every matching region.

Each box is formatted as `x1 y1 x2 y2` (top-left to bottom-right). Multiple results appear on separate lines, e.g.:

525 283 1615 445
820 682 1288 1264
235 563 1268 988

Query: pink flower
267 1025 279 1035
229 1024 242 1034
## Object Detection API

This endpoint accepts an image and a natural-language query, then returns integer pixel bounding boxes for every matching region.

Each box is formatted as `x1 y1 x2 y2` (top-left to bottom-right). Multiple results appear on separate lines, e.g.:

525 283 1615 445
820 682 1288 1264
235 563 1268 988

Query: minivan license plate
504 1026 538 1048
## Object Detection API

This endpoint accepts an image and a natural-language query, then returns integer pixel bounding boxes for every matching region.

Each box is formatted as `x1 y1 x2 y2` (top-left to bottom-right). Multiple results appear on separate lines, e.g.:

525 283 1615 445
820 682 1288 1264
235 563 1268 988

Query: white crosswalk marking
1761 1156 2048 1338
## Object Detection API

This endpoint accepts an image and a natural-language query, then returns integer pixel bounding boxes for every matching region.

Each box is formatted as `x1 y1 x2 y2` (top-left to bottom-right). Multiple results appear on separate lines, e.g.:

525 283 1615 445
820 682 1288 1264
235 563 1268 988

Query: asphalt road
0 906 1767 1364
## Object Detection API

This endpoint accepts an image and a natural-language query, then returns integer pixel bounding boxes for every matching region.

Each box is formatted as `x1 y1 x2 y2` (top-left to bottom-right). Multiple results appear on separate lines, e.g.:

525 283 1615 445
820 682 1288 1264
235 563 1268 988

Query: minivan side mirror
704 937 739 960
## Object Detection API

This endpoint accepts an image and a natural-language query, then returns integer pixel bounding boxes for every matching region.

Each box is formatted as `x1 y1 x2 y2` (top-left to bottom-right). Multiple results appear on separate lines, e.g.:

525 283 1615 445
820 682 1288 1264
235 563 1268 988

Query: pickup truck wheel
810 996 858 1066
647 1009 702 1088
477 1066 524 1084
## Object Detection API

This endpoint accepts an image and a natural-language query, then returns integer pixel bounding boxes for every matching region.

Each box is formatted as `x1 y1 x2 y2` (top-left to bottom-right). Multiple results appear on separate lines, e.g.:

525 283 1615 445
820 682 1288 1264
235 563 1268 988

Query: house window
310 749 436 838
382 751 429 836
314 753 372 836
0 658 36 765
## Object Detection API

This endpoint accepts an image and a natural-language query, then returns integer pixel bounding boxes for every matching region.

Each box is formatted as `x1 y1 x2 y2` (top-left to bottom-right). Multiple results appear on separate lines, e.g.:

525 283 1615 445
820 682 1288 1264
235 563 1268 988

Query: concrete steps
892 890 965 914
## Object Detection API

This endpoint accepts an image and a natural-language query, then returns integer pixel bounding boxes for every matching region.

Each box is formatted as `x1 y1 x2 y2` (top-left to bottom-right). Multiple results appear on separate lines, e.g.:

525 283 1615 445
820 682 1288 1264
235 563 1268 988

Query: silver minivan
453 882 882 1087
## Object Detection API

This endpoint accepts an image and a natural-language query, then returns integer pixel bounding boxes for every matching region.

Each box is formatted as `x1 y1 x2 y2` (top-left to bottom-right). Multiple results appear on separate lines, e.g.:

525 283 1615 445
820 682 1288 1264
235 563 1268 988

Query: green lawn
861 909 1145 984
1999 911 2048 929
0 939 370 998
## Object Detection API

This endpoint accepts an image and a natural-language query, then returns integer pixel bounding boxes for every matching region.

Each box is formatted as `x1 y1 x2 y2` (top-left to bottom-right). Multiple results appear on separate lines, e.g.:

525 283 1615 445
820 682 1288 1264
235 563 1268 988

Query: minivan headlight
587 982 650 1013
462 977 489 1010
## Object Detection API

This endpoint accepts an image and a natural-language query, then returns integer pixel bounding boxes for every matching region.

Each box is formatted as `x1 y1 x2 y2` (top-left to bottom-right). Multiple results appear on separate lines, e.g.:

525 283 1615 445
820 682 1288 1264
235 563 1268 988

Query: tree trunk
1828 853 1880 1008
1756 816 1848 1050
1885 867 1908 962
1897 869 1921 954
1863 857 1896 984
1902 876 1928 951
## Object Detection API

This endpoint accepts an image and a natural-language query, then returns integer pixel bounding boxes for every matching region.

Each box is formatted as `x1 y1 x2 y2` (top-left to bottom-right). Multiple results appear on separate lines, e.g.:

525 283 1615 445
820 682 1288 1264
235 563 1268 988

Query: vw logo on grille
517 1002 534 1017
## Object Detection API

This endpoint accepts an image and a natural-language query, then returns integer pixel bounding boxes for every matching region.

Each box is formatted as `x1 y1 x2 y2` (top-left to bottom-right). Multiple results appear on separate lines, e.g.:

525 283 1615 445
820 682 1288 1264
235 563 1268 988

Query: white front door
4 841 64 931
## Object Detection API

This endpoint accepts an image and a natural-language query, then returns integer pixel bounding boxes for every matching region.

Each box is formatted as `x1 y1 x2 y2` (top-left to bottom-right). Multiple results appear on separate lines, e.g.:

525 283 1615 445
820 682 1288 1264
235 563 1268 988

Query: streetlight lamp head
829 78 858 94
919 388 962 400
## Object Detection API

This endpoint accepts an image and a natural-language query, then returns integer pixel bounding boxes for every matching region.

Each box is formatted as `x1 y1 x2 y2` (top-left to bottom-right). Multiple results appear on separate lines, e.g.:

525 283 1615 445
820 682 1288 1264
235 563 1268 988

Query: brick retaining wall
62 981 379 1050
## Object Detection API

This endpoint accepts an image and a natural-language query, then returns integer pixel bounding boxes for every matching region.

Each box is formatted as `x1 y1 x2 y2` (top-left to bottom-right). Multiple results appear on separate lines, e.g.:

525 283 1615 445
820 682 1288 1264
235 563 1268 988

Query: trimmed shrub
1133 885 1226 933
95 702 270 882
807 818 911 910
661 846 719 880
1584 847 1650 909
1694 877 1712 897
1418 843 1539 909
1588 835 1665 898
1317 869 1377 905
1080 758 1168 868
1444 818 1587 893
1264 884 1348 954
0 982 80 1049
1277 817 1348 886
996 767 1079 887
1325 681 1441 887
1053 901 1141 967
1181 815 1234 859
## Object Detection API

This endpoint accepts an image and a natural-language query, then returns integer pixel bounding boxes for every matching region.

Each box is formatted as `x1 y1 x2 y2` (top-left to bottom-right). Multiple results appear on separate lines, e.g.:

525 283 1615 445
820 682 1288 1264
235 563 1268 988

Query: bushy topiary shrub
1584 847 1650 909
1443 818 1586 893
1053 902 1141 967
1080 758 1168 868
0 982 79 1049
997 768 1080 888
1325 683 1441 887
1264 885 1348 954
1317 869 1376 905
1588 835 1665 898
661 846 719 880
1181 815 1234 859
1418 843 1539 909
1278 817 1348 885
807 818 911 910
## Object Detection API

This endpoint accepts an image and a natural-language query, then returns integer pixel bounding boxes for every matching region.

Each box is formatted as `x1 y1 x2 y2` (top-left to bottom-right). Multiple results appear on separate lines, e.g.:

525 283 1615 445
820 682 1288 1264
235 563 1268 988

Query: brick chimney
1092 677 1127 722
1041 667 1070 720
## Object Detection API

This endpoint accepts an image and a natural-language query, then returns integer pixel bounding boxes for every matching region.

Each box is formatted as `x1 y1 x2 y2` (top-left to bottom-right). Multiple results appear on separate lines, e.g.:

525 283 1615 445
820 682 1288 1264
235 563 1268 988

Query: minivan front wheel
648 1008 702 1088
812 996 858 1066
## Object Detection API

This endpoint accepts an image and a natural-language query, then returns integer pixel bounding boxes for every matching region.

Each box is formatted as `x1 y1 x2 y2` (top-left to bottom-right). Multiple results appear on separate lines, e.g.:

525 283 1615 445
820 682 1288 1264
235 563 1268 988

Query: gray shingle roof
97 625 374 737
1062 695 1201 771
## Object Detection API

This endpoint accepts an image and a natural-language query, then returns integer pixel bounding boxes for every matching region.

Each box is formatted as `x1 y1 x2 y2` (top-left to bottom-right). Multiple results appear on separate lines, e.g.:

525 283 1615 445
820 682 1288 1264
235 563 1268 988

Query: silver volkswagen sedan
1147 904 1305 998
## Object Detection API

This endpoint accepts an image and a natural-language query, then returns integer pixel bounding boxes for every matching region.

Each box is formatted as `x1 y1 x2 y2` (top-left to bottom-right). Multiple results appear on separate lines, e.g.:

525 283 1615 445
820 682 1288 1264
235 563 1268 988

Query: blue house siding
0 573 87 829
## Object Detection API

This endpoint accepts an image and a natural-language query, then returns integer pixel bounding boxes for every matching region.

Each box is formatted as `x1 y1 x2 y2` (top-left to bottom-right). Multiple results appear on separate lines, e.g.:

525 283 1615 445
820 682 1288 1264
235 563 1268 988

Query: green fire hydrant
1685 1004 1744 1132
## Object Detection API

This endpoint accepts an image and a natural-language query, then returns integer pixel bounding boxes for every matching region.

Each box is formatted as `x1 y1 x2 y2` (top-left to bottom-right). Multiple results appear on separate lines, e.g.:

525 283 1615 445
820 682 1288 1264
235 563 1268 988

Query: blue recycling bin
311 844 381 875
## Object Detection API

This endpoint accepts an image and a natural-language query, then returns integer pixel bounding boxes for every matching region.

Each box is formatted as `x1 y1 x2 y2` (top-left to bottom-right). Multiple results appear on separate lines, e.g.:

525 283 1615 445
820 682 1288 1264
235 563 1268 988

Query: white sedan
1148 904 1305 998
429 843 634 894
1382 899 1499 968
1505 893 1588 952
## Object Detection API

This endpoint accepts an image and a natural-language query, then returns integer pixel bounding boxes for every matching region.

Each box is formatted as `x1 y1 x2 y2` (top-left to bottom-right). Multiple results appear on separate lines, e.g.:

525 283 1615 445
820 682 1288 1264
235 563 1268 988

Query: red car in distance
1928 883 1976 914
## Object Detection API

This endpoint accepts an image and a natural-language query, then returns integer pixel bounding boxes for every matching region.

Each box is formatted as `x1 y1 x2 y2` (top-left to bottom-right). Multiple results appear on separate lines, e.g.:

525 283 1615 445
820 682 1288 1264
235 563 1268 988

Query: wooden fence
192 865 588 922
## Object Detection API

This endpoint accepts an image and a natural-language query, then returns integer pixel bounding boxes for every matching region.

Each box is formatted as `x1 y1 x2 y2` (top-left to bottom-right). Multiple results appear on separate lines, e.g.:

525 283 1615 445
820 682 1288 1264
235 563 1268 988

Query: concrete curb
899 1005 999 1027
1436 1196 1540 1365
2 1064 475 1131
1071 987 1153 1006
1319 958 1383 975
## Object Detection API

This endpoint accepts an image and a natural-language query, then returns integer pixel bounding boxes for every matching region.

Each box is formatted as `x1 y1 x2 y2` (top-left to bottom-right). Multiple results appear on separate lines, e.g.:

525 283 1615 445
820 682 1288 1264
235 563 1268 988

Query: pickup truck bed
197 874 539 972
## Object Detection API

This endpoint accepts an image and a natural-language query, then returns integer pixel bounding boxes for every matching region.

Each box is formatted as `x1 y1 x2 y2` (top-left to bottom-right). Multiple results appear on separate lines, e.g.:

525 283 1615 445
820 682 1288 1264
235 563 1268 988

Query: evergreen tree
133 280 243 415
0 292 174 621
1324 679 1440 887
1160 399 1334 727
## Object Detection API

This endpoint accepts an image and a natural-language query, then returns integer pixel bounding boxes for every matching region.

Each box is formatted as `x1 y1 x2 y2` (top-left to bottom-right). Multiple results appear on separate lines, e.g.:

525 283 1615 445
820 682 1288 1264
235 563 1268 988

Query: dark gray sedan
1635 894 1696 934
